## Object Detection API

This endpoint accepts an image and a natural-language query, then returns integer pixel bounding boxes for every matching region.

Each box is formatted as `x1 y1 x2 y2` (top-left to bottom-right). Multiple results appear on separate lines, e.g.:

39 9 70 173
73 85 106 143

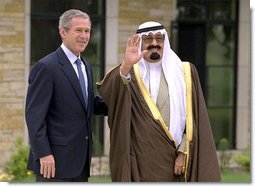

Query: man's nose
151 38 158 45
80 32 86 37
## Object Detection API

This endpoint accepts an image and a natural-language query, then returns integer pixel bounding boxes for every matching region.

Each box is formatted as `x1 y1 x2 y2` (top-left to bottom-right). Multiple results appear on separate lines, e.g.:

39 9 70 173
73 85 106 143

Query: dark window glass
31 18 61 64
177 0 237 21
206 25 234 66
31 0 105 156
208 108 234 147
207 1 237 21
172 0 238 149
207 67 234 106
177 3 206 20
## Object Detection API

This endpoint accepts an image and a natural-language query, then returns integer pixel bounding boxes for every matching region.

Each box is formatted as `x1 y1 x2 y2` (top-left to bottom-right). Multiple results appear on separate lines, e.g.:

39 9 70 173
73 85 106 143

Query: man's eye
156 37 163 40
144 37 153 41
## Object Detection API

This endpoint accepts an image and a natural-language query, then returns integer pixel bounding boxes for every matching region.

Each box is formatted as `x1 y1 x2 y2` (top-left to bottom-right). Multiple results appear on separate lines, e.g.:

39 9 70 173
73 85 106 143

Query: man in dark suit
25 9 108 182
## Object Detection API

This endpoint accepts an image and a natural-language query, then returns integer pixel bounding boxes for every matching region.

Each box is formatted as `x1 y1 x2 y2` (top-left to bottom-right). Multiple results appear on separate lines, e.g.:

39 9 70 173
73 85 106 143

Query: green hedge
2 137 34 182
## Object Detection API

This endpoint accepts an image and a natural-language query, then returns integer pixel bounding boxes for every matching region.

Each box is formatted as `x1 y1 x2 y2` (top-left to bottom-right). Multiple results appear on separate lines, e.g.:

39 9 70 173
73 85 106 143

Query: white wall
251 0 255 181
236 0 251 150
104 0 119 155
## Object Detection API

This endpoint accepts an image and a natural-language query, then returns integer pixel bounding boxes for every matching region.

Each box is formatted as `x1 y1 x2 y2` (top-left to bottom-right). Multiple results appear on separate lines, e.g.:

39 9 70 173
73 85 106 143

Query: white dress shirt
61 43 88 96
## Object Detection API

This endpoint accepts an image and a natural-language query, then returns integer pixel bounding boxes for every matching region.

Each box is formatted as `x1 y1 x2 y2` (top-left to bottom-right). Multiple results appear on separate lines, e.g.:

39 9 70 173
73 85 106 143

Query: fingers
174 165 185 175
40 164 43 175
132 34 140 46
52 165 56 178
40 155 55 178
124 34 145 67
41 161 55 178
127 37 131 48
127 34 139 47
47 164 51 178
174 152 186 175
174 167 180 175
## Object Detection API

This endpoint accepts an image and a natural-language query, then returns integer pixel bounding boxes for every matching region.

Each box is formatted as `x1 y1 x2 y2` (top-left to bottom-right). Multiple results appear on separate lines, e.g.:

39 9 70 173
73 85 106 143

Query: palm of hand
120 34 147 75
125 45 140 65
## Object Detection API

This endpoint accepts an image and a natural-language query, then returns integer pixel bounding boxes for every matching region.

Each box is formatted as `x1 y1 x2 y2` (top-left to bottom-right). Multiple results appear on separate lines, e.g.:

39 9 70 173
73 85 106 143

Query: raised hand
120 34 147 76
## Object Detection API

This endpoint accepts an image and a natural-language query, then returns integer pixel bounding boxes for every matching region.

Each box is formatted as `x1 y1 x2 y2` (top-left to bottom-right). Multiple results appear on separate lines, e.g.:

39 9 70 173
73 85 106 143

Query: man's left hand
174 152 185 175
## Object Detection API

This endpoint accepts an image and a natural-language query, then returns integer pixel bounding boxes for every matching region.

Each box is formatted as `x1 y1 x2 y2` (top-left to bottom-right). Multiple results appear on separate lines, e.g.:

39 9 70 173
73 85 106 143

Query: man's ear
59 27 66 39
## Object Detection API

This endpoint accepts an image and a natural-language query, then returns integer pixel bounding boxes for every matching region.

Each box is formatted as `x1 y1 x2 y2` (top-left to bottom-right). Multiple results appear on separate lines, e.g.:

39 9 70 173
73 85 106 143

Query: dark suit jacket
25 47 108 178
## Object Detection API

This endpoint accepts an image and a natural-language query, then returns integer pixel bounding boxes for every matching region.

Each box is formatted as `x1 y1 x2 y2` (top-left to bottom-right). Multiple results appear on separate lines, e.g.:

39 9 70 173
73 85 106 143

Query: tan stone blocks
0 0 26 164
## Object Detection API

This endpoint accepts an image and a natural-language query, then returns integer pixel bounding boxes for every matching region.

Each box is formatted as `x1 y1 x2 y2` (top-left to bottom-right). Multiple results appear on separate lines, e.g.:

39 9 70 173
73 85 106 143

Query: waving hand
120 34 147 76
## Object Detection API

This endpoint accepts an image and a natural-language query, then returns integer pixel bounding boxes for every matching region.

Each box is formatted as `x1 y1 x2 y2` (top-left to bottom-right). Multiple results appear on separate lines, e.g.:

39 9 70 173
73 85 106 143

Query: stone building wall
118 0 175 63
0 0 26 164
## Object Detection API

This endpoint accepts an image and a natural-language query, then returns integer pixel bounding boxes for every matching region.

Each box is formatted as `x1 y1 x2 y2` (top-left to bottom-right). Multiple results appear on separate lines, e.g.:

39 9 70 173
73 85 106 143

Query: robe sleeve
97 65 132 181
177 134 186 153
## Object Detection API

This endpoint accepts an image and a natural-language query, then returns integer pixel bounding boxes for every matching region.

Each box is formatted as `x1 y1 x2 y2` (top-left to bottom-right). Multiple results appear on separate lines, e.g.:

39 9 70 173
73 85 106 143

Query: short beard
150 52 160 60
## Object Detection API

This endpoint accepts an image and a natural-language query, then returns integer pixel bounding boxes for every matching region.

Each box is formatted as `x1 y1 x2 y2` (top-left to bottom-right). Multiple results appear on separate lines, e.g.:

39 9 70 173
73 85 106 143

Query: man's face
141 32 164 63
59 17 91 56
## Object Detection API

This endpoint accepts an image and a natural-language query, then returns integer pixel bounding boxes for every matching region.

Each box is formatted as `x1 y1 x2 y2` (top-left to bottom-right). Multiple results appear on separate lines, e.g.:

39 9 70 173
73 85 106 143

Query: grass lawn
221 169 251 183
5 169 250 183
88 175 111 182
91 170 252 183
7 175 112 183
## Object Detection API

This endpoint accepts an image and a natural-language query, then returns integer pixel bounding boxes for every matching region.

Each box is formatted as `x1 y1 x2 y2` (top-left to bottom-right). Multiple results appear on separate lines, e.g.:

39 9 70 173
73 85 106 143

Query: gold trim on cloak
133 64 175 145
183 62 194 182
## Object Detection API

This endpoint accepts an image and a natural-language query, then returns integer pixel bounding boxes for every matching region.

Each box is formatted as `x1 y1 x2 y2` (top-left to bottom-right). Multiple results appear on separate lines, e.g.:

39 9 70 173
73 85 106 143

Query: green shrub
3 137 34 181
234 149 250 171
218 138 229 150
218 138 231 171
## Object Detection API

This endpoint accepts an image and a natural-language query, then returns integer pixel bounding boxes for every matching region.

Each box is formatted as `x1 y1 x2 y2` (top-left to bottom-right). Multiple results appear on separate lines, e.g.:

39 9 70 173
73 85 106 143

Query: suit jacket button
85 136 88 140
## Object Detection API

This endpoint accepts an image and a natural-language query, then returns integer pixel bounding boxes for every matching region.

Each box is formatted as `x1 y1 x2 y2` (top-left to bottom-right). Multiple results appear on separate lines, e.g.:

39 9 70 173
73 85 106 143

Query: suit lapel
56 47 87 112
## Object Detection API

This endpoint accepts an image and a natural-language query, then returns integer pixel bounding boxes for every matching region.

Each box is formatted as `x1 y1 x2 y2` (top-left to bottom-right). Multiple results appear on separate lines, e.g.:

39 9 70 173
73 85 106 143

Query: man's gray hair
59 9 91 30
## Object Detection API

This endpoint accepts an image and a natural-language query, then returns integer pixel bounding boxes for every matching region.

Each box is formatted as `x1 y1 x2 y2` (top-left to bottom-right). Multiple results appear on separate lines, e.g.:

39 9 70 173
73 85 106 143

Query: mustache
147 45 161 50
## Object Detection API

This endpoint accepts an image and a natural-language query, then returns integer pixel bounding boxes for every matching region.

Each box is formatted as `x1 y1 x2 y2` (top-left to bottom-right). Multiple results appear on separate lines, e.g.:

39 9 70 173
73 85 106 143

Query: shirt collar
61 43 80 64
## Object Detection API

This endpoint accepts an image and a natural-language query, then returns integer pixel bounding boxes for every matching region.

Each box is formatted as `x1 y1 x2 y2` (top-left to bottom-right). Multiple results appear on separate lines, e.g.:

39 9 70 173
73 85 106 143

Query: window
31 0 105 156
172 0 238 149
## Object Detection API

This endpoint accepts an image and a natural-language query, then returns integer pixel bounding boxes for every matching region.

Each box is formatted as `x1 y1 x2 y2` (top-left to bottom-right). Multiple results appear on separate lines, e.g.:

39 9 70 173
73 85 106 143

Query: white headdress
136 21 186 146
